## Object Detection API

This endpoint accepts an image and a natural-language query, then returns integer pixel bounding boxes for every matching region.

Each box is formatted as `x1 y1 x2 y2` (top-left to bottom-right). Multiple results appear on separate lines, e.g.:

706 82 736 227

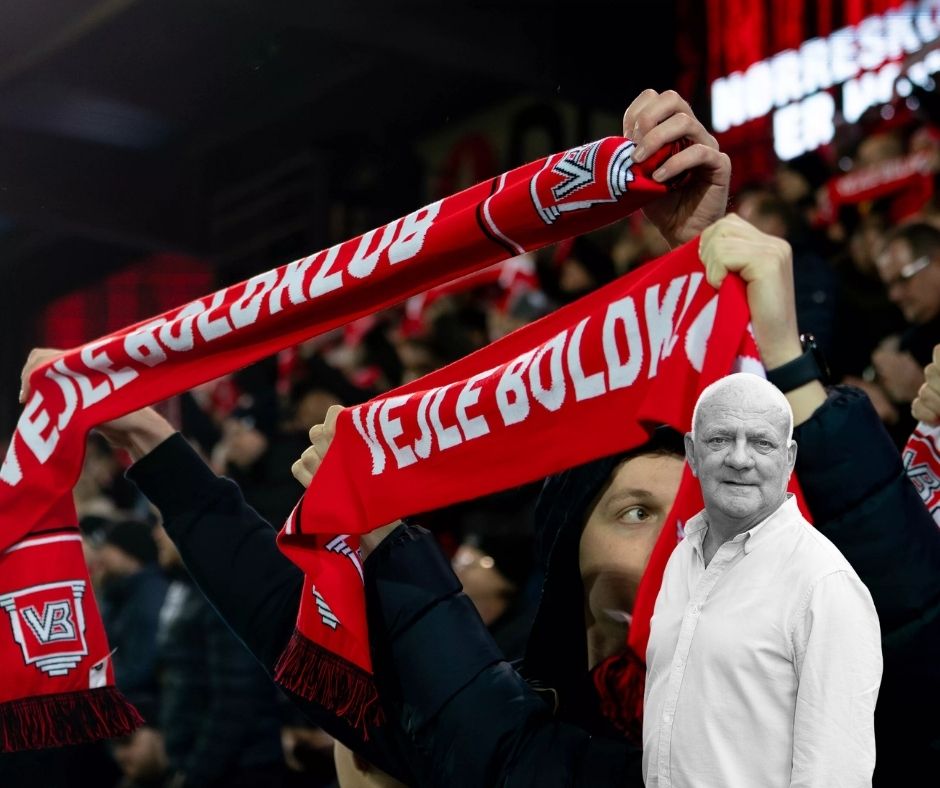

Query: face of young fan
578 453 684 669
452 544 516 627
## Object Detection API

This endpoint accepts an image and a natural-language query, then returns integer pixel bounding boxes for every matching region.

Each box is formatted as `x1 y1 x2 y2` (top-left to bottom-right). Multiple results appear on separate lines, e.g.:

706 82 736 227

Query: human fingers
647 141 729 184
630 90 700 150
912 399 940 423
914 379 940 421
291 444 322 488
360 520 405 558
924 360 940 389
699 213 754 248
634 112 718 166
700 214 789 267
291 459 312 488
700 235 788 289
308 423 332 457
622 88 660 140
20 347 63 403
324 404 345 438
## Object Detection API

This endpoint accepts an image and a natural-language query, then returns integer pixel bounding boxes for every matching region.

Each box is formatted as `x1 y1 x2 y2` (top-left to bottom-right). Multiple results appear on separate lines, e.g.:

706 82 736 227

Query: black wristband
765 334 830 393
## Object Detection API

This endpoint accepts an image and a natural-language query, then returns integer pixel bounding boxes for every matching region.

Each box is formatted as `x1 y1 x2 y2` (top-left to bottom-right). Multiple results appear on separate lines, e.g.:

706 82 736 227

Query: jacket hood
522 426 685 726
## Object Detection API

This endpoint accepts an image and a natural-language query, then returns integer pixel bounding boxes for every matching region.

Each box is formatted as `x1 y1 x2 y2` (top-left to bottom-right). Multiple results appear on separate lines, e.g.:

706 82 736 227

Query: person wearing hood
520 426 685 742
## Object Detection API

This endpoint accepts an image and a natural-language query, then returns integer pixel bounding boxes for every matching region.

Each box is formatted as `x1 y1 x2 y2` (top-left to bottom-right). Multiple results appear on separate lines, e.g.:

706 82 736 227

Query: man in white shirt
643 373 883 788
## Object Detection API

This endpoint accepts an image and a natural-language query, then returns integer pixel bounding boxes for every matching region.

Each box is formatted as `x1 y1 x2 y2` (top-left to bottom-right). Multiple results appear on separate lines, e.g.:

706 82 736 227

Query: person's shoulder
789 515 858 580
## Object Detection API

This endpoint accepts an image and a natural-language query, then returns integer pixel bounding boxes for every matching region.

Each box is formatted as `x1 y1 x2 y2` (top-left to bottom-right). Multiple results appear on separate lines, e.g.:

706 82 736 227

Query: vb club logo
0 580 88 676
530 139 636 224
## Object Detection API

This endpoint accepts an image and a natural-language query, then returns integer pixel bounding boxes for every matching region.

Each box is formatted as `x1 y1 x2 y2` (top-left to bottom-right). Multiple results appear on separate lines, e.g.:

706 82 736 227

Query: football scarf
818 149 934 225
0 136 677 751
903 421 940 527
276 240 761 734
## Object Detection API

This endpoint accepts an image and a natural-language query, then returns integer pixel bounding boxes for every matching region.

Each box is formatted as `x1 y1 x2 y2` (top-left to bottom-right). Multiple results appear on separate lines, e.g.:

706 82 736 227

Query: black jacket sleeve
793 385 940 783
126 433 421 785
127 433 301 673
793 386 940 633
365 524 644 788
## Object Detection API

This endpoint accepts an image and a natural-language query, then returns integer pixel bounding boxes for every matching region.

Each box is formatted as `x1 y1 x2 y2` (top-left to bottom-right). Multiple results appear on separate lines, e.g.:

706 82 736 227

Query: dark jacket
788 386 940 784
127 385 940 786
153 570 284 786
99 563 168 721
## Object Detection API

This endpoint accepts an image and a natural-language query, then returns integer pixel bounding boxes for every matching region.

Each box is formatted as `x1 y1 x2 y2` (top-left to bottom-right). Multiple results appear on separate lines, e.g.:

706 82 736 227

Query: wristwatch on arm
765 333 830 393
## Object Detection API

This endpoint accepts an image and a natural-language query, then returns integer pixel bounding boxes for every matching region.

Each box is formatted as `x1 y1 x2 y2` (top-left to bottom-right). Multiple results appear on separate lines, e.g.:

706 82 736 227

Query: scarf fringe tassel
592 646 645 745
0 686 143 752
275 628 384 737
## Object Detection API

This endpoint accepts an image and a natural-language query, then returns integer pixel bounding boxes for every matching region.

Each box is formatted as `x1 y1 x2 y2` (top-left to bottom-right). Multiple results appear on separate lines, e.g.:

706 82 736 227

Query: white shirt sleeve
789 570 883 788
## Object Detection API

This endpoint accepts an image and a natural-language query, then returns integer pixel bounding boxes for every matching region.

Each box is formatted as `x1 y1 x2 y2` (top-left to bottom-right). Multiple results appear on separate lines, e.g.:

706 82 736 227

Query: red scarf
904 421 940 527
276 241 760 733
0 136 676 751
818 150 934 225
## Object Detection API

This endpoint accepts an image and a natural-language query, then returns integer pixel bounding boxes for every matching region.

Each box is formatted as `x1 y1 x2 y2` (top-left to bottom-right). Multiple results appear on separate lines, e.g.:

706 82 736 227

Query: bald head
686 373 797 535
692 373 793 443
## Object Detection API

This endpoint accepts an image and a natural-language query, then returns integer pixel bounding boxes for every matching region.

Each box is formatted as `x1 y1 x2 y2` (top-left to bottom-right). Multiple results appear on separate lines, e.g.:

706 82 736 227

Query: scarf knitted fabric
277 240 760 733
904 421 940 526
0 136 677 751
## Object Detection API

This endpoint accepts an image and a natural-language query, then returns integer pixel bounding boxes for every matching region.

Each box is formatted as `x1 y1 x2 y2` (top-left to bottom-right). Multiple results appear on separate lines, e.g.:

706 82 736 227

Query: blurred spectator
80 514 114 590
279 716 336 788
487 288 555 341
211 391 305 528
774 151 829 223
856 130 906 168
537 236 617 304
332 742 407 788
112 727 168 788
151 524 286 788
875 222 940 358
860 221 940 444
610 215 671 273
422 485 540 662
97 520 167 724
83 433 141 511
395 337 441 384
427 302 489 365
829 211 907 383
737 188 839 356
451 528 537 662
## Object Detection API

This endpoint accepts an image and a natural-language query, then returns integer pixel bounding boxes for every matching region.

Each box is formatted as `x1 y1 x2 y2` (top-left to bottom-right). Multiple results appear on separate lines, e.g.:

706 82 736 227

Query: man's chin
718 482 759 497
712 493 762 520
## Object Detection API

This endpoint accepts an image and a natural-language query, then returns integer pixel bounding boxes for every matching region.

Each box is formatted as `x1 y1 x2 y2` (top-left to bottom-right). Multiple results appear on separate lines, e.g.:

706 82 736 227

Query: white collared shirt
643 496 882 788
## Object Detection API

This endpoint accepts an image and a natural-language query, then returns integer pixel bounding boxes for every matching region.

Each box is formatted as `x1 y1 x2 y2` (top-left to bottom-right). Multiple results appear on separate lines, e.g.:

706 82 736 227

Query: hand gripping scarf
0 136 678 751
277 240 763 734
